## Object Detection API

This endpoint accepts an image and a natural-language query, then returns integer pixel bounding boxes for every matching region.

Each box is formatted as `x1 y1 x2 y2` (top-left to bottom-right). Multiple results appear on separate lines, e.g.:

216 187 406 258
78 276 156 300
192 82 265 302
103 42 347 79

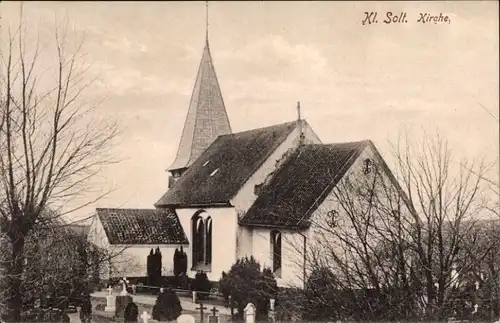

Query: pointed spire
167 7 231 173
205 1 209 43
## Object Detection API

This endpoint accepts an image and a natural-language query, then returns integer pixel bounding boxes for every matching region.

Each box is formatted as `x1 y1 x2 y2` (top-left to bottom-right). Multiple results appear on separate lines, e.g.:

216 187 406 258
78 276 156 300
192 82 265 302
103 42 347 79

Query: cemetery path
91 291 231 315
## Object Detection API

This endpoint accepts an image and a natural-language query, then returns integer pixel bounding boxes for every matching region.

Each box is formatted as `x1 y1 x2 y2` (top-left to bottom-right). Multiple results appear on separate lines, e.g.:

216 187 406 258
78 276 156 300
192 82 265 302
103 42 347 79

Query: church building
87 18 410 288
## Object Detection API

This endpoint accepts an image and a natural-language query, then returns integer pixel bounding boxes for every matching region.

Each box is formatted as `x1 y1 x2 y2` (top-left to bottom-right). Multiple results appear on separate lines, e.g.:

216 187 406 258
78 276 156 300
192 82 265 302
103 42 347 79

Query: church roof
156 121 298 207
168 39 232 171
240 141 370 228
96 208 188 245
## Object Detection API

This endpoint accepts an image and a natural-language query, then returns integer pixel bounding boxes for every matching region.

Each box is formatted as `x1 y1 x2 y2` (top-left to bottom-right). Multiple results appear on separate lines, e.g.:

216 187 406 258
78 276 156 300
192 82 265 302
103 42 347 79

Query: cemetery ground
90 288 233 323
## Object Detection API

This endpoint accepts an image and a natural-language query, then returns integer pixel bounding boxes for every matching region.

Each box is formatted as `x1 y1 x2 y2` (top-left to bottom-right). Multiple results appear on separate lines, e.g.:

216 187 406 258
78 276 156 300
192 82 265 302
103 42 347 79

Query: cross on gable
121 277 129 284
210 306 219 316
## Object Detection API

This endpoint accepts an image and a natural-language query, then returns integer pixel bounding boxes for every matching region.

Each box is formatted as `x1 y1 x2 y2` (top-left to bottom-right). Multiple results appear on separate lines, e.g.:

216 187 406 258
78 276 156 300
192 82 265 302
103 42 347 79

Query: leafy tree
192 272 211 300
302 267 340 321
221 256 278 320
152 288 182 322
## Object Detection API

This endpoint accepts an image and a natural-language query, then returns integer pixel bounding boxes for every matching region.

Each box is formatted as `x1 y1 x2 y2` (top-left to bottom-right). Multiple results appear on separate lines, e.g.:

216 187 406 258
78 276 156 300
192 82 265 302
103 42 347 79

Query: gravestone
177 314 196 323
124 302 139 323
208 306 219 323
121 277 130 296
196 303 208 323
269 299 276 322
244 303 256 323
105 286 116 312
141 311 151 323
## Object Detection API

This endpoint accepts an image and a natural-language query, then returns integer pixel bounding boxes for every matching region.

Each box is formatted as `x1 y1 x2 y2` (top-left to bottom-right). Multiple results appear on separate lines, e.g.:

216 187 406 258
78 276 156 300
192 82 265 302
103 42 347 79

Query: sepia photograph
0 1 498 323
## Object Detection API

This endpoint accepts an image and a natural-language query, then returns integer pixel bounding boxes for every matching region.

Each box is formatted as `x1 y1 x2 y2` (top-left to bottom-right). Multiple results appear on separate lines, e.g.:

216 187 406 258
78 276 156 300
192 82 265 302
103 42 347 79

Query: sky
1 1 498 222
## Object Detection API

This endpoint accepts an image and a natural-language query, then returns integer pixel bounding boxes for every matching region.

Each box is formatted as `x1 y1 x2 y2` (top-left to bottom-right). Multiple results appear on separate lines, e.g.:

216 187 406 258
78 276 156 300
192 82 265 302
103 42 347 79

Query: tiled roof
96 208 188 245
156 121 298 207
240 141 370 228
168 39 232 171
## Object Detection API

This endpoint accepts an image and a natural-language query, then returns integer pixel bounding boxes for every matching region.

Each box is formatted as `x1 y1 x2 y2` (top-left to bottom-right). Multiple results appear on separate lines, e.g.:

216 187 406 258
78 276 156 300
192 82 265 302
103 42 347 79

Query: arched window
191 211 212 269
270 230 282 276
205 217 212 265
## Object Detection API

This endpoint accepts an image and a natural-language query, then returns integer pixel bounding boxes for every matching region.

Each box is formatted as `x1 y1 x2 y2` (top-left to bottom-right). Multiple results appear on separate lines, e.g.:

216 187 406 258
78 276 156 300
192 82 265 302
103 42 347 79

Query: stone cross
475 281 480 290
105 291 116 313
196 303 207 323
473 304 479 314
107 286 113 296
244 303 256 323
208 307 219 323
141 311 151 323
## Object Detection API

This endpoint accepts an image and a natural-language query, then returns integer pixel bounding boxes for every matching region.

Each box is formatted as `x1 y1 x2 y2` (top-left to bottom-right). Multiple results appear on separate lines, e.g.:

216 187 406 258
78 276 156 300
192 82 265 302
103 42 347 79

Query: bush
191 271 211 300
220 256 278 320
152 288 182 322
115 295 133 318
302 267 340 321
124 302 139 323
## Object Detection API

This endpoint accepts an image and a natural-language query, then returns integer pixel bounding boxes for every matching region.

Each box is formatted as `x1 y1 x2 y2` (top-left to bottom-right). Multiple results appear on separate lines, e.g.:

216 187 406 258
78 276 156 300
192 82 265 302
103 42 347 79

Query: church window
270 230 282 277
210 168 219 176
191 211 212 270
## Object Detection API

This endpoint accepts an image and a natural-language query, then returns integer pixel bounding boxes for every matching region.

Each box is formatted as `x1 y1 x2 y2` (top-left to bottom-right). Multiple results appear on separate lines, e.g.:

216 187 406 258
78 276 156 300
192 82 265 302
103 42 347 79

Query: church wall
236 226 253 259
108 245 188 278
231 121 322 215
304 144 414 282
87 215 188 279
176 206 238 282
252 228 307 289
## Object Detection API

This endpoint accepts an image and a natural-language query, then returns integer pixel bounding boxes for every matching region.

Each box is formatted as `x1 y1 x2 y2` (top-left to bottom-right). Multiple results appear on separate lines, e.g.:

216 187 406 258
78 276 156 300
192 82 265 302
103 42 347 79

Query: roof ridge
219 120 297 138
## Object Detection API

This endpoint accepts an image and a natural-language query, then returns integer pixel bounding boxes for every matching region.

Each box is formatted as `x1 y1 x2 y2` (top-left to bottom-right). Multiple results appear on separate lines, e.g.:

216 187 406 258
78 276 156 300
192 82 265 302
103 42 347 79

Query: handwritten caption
362 12 451 25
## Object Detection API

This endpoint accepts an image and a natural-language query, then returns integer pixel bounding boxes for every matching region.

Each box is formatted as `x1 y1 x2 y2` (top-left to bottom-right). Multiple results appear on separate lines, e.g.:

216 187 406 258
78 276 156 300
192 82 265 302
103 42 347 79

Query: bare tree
292 131 498 321
0 11 118 321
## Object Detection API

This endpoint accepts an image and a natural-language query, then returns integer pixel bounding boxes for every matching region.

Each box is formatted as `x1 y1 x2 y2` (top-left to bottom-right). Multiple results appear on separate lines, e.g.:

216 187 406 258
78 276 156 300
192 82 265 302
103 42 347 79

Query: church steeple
167 2 232 186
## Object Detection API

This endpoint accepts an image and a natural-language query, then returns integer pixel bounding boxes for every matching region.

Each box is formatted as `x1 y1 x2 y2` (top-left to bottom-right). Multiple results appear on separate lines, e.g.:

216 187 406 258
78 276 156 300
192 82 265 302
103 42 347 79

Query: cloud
219 34 328 80
90 62 192 96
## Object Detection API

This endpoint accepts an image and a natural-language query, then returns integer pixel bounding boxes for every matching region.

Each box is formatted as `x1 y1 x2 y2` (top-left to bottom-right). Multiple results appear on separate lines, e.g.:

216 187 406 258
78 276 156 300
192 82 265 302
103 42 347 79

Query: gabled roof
156 121 298 207
240 141 370 228
96 208 188 245
168 39 232 171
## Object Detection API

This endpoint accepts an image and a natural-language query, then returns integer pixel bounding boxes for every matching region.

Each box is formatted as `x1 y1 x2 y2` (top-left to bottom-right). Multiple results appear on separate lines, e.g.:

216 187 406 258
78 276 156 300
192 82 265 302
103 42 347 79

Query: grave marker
105 286 116 312
177 314 196 323
196 303 208 323
208 306 219 323
244 303 256 323
141 311 151 323
120 277 130 296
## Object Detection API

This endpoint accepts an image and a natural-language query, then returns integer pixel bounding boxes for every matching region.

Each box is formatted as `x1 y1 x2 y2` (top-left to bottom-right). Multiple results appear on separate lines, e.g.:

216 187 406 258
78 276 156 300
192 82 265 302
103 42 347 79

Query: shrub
124 302 139 323
152 288 182 322
302 267 340 321
221 256 278 320
192 271 211 300
115 295 133 318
